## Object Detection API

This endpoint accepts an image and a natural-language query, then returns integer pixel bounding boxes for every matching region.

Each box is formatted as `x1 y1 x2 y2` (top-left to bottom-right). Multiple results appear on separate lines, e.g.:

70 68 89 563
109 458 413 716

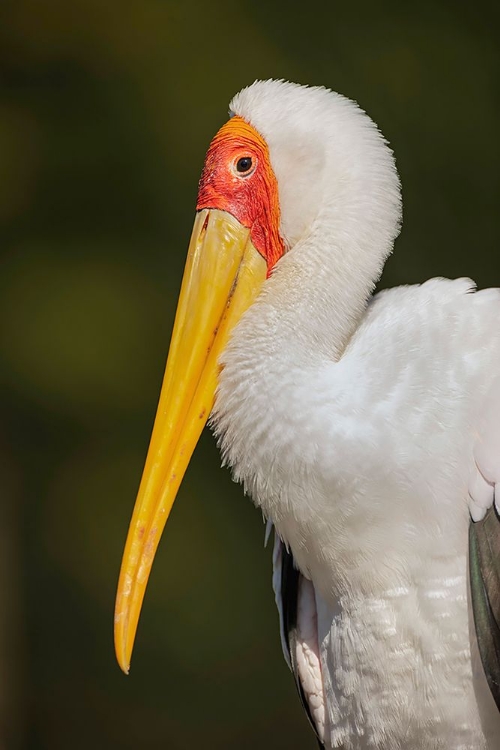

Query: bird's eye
235 156 254 175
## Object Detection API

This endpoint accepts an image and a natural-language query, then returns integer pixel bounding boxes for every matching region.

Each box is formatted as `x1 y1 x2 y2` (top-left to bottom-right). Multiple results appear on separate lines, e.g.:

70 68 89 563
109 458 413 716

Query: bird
114 80 500 749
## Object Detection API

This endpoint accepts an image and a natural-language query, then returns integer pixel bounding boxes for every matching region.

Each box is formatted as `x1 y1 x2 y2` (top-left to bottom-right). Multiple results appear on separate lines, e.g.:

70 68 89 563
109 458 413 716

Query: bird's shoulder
369 275 499 328
317 277 500 447
347 277 500 368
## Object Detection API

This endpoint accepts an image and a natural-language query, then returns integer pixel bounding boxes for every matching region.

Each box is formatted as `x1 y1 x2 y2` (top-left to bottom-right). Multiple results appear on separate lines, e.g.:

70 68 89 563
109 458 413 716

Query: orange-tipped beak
114 208 267 673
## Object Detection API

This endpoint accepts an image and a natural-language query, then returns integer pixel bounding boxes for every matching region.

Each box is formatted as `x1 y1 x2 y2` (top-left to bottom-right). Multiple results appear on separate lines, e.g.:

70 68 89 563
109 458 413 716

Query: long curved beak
114 209 267 673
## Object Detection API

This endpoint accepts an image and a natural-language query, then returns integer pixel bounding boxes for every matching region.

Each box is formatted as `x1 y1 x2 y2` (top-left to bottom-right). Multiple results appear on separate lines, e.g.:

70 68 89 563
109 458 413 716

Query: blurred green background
0 1 498 748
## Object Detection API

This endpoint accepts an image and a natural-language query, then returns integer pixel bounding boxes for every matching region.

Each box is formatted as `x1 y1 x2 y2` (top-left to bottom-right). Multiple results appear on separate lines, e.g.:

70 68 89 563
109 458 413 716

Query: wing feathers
272 533 326 748
469 507 500 709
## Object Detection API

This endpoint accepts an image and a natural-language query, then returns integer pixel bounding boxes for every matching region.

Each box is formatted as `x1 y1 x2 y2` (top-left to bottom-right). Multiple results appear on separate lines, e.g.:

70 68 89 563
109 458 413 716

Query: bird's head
114 80 401 673
196 115 285 271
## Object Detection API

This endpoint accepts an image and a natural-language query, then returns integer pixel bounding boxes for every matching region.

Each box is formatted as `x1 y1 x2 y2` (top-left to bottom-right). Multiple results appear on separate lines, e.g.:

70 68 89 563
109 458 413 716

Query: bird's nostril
200 212 210 238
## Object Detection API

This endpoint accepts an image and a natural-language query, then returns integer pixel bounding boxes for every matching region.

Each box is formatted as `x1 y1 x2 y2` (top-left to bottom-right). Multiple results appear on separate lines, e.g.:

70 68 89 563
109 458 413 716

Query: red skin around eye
196 116 285 274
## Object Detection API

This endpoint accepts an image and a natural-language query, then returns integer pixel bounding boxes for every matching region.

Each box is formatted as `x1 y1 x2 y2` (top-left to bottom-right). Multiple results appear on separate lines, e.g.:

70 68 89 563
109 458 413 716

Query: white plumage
208 81 500 748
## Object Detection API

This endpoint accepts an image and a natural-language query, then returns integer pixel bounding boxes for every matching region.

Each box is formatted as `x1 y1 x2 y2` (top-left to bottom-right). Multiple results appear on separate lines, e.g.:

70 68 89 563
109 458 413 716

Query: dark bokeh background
0 1 498 748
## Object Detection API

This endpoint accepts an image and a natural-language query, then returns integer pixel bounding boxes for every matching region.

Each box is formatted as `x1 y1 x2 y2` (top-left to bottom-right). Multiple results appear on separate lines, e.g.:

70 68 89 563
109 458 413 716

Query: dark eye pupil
236 157 253 173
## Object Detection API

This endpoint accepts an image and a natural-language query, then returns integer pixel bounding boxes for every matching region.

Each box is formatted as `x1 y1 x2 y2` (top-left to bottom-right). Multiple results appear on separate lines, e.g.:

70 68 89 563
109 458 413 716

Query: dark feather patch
279 542 326 749
469 506 500 709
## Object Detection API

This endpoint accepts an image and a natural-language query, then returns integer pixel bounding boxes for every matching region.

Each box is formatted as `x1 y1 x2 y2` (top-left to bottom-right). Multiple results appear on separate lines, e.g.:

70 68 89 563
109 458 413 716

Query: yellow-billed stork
114 80 500 749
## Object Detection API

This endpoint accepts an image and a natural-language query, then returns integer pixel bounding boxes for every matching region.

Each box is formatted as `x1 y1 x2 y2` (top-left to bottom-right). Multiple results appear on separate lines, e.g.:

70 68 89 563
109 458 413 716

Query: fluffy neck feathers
230 80 402 358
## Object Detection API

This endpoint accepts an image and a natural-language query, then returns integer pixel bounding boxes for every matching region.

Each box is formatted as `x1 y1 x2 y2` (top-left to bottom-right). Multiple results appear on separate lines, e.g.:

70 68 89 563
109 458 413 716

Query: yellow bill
114 208 267 673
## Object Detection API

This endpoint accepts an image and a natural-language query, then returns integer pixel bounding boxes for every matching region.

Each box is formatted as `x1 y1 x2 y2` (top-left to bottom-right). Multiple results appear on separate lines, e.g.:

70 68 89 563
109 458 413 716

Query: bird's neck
254 215 391 362
258 117 403 356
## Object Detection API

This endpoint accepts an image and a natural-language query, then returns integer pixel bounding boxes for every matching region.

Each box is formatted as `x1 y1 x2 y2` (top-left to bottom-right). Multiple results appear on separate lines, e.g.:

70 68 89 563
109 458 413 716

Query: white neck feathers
230 80 402 357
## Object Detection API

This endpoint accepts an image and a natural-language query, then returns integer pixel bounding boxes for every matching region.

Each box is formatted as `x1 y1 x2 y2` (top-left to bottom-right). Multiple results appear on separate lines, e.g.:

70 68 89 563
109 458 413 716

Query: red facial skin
196 116 285 274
